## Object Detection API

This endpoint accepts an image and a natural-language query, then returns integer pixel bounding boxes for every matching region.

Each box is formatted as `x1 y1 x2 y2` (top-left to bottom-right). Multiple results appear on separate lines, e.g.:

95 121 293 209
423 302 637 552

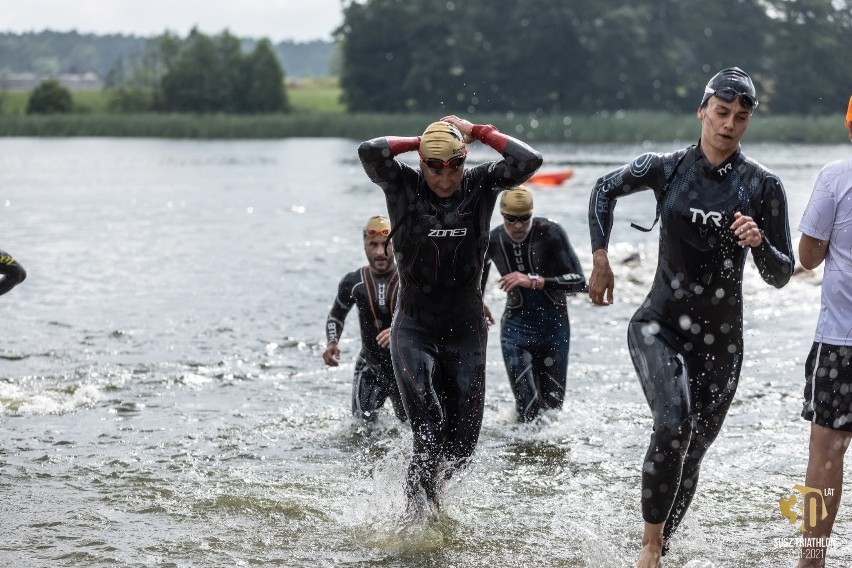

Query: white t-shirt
798 156 852 345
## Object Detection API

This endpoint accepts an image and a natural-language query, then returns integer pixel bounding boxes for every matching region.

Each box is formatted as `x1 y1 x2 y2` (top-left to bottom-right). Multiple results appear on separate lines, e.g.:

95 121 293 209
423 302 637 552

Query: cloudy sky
0 0 344 42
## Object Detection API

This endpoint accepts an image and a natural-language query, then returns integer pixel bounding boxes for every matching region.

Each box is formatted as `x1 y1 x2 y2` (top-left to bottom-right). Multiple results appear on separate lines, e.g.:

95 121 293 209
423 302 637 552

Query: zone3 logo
428 228 468 237
689 208 723 226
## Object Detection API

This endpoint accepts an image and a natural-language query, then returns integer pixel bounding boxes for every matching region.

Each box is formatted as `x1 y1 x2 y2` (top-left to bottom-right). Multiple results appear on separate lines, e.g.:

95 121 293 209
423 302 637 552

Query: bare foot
636 541 663 568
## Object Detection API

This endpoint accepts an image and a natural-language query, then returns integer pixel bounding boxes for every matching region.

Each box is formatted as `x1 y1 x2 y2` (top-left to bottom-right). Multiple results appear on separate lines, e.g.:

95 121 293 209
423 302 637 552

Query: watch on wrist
528 273 540 289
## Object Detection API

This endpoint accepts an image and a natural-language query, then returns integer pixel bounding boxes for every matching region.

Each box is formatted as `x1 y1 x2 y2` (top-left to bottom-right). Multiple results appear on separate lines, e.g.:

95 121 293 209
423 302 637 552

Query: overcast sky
0 0 344 42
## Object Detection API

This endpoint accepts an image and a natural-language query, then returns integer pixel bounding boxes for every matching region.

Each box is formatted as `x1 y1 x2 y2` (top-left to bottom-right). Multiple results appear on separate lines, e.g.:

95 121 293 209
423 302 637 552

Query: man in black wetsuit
587 68 794 566
323 215 405 422
0 250 26 297
482 186 585 422
359 115 542 513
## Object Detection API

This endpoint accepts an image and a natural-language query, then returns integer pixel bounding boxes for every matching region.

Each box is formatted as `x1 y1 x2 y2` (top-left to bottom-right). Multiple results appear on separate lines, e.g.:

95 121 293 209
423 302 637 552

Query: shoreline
0 111 845 143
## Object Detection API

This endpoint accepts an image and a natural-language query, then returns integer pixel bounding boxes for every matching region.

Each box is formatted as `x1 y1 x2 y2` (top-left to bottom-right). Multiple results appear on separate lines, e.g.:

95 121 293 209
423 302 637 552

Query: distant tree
244 39 289 112
26 79 73 114
161 29 220 112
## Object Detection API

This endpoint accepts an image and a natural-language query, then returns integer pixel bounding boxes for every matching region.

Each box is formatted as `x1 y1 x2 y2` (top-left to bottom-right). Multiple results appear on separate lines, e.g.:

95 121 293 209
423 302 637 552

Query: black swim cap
700 67 758 109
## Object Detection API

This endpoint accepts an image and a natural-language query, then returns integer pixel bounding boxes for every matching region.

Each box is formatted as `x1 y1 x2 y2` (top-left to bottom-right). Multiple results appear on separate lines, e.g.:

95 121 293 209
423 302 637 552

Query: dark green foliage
26 79 73 114
337 0 852 115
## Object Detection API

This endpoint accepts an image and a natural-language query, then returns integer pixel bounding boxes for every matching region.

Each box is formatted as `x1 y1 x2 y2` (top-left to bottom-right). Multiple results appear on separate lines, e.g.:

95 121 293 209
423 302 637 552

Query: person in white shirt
796 95 852 567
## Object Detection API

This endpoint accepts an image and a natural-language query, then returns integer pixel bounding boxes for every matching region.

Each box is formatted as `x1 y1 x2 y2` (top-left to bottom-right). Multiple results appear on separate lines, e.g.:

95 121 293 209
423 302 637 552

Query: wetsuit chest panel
404 182 488 295
663 171 742 253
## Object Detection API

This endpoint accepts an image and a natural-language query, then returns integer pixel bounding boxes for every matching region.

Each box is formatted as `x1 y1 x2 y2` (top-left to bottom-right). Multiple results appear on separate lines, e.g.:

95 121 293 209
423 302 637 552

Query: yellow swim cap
363 215 391 240
500 186 534 216
846 95 852 126
419 121 466 162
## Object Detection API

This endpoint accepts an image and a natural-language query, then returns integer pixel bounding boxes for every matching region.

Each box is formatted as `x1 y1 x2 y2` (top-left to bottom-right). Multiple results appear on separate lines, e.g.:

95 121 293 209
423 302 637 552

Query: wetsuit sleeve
589 152 666 251
357 136 421 193
0 251 26 296
471 124 543 190
750 176 795 288
481 236 495 293
542 224 586 293
326 275 356 344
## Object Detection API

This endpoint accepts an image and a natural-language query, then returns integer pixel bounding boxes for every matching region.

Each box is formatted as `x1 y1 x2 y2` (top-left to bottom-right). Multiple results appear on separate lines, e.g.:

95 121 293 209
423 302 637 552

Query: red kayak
527 169 574 186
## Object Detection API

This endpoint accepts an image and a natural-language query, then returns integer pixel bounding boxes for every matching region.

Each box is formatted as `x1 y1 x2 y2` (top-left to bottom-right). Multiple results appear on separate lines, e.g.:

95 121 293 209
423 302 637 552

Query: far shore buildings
0 72 103 90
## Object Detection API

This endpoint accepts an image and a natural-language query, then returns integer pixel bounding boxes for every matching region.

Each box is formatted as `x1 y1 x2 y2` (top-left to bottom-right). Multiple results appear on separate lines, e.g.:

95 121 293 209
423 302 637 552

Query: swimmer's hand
483 304 495 327
322 342 341 366
376 328 391 349
589 249 615 306
440 115 475 144
731 211 763 248
499 271 537 291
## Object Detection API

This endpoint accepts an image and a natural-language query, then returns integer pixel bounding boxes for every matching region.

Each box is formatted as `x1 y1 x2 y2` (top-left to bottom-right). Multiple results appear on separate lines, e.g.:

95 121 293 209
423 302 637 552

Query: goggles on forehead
503 213 532 224
705 86 758 110
419 149 467 173
363 227 390 239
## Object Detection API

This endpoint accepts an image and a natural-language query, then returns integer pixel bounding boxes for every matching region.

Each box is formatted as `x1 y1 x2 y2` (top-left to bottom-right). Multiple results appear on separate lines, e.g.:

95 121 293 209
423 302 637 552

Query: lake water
1 136 850 567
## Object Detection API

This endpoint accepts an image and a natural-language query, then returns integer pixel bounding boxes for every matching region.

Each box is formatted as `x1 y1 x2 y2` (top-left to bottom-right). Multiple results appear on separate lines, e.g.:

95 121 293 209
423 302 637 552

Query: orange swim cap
846 95 852 126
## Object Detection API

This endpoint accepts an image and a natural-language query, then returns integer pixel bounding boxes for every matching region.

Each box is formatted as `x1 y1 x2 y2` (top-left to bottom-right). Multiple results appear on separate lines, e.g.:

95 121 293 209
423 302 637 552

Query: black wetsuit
358 125 542 504
482 218 586 421
326 266 405 421
589 144 793 541
0 250 26 296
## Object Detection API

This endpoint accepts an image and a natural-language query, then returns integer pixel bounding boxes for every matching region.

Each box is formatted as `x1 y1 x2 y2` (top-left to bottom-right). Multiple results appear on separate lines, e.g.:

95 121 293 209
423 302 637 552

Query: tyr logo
717 163 733 176
689 208 723 226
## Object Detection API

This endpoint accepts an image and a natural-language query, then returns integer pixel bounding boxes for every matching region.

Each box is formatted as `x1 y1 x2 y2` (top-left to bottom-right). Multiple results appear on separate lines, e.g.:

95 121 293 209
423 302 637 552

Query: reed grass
0 110 846 143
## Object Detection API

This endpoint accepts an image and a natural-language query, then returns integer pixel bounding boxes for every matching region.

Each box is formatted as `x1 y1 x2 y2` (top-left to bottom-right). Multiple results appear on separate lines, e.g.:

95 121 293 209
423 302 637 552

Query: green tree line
105 29 288 113
0 31 335 79
336 0 852 115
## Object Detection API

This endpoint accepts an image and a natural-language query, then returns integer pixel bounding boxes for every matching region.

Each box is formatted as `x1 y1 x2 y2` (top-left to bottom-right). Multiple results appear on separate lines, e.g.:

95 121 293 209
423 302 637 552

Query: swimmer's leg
628 321 693 564
352 353 383 422
663 355 740 542
391 316 446 509
535 317 570 413
441 321 487 484
502 323 540 421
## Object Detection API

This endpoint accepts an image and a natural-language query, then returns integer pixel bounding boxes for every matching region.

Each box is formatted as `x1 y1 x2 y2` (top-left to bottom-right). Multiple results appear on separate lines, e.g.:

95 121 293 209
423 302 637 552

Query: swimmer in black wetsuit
323 216 405 422
358 115 542 513
587 68 794 567
482 186 586 422
0 250 26 297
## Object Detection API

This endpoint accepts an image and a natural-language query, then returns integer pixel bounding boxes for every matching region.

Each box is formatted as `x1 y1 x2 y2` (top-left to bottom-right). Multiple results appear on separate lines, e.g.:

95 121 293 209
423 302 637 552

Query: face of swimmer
500 187 534 243
364 236 394 274
419 121 467 198
502 211 533 243
698 96 752 163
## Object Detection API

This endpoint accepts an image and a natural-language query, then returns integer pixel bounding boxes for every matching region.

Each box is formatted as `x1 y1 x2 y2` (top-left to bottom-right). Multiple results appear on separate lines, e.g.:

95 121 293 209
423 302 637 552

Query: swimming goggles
419 150 467 173
503 213 532 224
704 86 758 110
363 228 390 238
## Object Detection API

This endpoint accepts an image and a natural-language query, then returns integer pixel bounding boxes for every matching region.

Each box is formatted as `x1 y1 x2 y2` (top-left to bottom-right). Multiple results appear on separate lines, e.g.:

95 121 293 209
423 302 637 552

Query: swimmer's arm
460 121 543 189
799 234 828 270
324 276 357 357
589 153 664 252
543 225 586 293
0 252 26 297
357 136 421 189
750 178 795 288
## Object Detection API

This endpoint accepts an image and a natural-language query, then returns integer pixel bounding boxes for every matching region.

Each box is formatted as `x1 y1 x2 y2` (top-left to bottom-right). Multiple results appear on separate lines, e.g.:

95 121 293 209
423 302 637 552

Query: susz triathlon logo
779 484 830 531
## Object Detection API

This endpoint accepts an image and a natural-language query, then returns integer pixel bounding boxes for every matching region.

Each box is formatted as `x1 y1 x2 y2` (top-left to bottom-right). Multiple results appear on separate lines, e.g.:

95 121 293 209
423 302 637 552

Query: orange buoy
527 169 574 186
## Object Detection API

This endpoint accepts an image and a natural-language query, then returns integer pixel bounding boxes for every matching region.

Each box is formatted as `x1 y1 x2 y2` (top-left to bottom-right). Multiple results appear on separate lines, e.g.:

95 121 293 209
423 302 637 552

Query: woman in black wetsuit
358 115 542 513
587 68 794 566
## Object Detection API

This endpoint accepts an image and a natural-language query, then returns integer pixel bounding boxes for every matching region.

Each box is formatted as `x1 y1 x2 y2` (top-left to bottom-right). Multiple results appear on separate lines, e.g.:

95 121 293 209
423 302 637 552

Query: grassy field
0 78 847 143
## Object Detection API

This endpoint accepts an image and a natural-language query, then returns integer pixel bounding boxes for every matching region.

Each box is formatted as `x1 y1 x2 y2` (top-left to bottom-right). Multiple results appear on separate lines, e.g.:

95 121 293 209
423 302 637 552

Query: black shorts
802 342 852 432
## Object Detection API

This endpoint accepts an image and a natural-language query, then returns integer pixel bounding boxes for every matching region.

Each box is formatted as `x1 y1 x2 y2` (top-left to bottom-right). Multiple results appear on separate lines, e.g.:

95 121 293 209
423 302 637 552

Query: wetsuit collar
696 140 741 181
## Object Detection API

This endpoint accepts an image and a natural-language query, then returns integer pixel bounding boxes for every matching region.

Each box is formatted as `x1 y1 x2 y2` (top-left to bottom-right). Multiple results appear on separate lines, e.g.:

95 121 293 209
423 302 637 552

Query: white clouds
0 0 343 41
